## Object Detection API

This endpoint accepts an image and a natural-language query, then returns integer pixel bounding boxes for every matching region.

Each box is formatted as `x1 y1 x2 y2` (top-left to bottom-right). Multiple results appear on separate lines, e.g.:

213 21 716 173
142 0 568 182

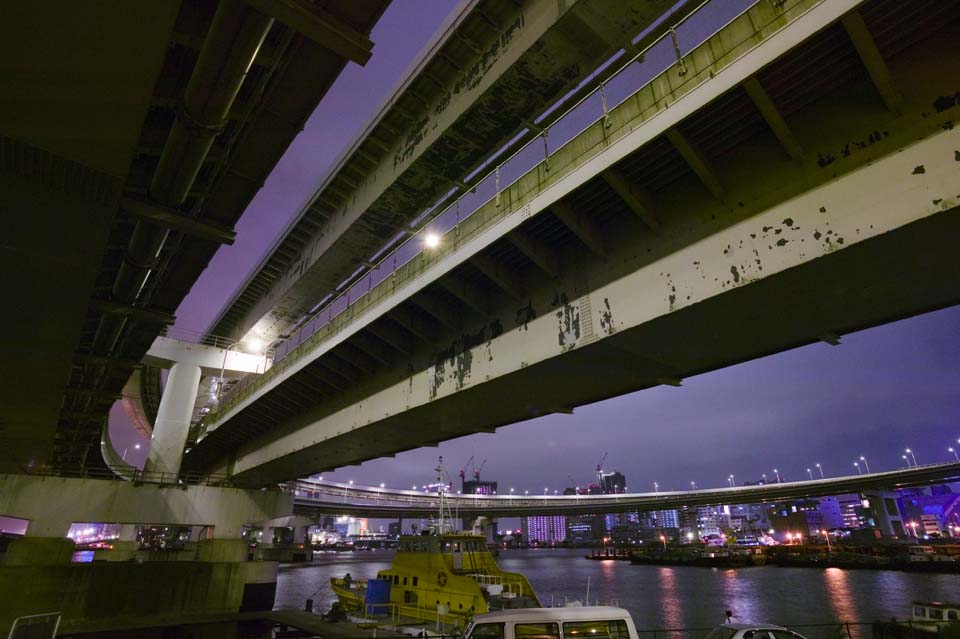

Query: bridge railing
18 464 238 488
206 0 811 427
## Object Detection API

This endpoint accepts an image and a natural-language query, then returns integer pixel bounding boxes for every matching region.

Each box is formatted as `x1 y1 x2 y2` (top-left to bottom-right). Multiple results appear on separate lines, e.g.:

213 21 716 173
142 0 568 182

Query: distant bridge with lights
290 461 960 518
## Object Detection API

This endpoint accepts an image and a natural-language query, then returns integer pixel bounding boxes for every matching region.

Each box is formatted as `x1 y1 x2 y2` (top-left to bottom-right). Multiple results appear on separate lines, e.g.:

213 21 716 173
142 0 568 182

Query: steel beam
365 321 415 355
470 254 527 301
664 128 725 200
349 332 395 367
506 229 561 277
601 170 660 232
245 0 374 65
550 201 606 257
120 196 237 245
842 10 901 113
438 272 489 315
89 299 175 325
743 76 803 160
409 291 462 331
388 307 440 343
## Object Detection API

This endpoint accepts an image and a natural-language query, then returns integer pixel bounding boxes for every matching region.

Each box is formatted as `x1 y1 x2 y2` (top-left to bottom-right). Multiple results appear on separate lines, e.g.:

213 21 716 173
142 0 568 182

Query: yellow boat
331 532 540 626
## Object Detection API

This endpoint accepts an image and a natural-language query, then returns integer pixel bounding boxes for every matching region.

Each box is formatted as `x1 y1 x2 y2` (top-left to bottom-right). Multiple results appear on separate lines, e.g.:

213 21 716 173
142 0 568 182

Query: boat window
515 623 559 639
948 611 958 621
404 590 417 604
914 607 926 618
703 627 738 639
930 609 944 620
469 623 505 639
563 619 629 639
393 575 400 586
770 630 796 639
413 577 419 587
403 577 408 585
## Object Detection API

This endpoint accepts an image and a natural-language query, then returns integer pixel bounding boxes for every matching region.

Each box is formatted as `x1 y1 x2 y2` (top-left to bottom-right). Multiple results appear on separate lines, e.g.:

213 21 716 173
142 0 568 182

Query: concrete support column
4 519 75 565
144 362 202 477
293 526 307 544
260 526 275 548
105 523 140 561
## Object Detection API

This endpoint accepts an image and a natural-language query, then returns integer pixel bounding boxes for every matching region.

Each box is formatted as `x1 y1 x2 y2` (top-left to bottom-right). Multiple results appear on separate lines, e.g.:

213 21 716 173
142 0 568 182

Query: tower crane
458 455 475 485
474 458 487 481
595 452 608 484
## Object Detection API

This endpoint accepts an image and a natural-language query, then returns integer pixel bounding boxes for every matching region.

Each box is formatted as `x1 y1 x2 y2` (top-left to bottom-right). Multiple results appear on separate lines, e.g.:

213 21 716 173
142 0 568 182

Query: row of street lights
327 440 960 498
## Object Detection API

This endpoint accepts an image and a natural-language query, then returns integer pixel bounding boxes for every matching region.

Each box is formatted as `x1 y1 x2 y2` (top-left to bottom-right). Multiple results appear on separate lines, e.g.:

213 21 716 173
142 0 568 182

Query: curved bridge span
292 462 960 518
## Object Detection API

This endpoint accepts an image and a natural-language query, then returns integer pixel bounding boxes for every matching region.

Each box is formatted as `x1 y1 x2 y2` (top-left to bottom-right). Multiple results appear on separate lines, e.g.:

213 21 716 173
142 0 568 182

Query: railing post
495 164 501 206
669 27 688 77
541 129 550 171
600 81 611 128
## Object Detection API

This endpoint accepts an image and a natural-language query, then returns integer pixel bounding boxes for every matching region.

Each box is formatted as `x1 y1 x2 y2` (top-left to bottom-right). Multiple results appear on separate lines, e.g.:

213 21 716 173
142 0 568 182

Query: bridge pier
144 361 202 477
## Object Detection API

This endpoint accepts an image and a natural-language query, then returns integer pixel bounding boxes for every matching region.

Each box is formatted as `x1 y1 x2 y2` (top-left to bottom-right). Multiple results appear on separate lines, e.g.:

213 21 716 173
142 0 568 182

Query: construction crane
458 456 475 485
474 458 487 481
595 452 608 484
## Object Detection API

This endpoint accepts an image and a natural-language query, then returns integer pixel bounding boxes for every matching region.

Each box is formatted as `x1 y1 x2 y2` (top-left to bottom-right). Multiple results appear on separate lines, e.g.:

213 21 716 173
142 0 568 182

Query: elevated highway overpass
186 0 960 486
0 0 391 473
291 462 960 518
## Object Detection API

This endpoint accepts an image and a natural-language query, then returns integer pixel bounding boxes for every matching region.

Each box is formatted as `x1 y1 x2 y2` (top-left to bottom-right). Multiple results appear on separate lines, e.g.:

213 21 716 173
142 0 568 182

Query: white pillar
260 526 275 548
144 362 202 477
293 526 307 544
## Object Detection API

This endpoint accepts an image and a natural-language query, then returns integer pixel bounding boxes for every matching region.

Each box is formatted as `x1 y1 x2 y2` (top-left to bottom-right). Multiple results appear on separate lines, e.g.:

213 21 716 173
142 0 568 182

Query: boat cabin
912 601 960 623
463 606 639 639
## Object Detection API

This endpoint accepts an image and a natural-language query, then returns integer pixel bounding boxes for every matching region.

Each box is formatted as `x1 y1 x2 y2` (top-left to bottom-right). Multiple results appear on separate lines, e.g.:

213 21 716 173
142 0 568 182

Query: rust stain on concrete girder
598 297 615 336
429 319 504 400
552 291 580 350
514 301 536 331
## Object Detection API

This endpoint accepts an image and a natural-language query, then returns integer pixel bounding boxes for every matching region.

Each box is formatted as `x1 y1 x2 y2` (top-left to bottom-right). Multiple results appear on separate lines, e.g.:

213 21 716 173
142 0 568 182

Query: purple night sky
111 1 960 493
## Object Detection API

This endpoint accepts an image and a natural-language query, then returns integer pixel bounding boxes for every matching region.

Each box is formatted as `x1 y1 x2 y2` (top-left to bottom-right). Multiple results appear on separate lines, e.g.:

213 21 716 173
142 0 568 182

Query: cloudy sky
113 0 960 493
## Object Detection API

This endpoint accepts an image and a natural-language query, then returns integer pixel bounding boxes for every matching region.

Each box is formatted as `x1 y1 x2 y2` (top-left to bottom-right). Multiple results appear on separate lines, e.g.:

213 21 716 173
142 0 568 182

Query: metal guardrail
205 0 810 428
18 464 239 488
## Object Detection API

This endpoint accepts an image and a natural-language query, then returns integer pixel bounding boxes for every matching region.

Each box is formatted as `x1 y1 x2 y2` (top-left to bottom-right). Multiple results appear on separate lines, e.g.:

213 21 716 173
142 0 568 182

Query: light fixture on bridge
423 232 440 249
245 337 264 355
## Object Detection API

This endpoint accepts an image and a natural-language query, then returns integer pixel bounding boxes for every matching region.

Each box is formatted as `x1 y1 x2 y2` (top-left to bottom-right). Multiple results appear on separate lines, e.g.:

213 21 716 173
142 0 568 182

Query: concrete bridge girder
196 0 960 483
222 0 704 346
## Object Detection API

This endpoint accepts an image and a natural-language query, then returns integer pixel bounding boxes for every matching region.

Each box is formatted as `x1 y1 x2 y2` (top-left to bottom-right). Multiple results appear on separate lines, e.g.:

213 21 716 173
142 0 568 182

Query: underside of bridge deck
185 0 960 485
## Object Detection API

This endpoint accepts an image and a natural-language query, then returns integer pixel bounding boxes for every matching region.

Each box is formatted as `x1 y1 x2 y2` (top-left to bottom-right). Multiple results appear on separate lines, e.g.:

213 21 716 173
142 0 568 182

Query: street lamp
815 463 824 478
859 456 871 474
906 448 918 466
762 473 768 484
690 481 697 490
654 481 659 493
950 447 960 462
821 529 832 551
806 468 813 480
121 443 141 462
659 534 667 551
902 455 911 469
423 232 440 249
854 462 862 475
773 469 781 483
